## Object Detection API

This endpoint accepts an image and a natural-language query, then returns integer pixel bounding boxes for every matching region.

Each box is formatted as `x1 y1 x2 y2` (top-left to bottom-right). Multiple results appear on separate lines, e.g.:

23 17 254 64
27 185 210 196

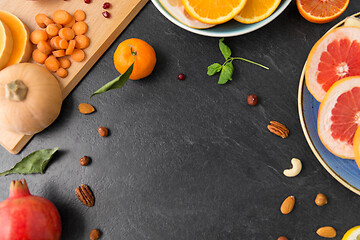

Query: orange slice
305 27 360 102
318 76 360 159
159 0 215 29
296 0 349 24
234 0 281 24
181 0 247 25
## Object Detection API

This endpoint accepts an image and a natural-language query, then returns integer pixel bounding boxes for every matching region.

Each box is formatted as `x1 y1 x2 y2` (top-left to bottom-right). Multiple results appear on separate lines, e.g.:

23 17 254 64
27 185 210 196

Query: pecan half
267 121 289 138
75 184 94 207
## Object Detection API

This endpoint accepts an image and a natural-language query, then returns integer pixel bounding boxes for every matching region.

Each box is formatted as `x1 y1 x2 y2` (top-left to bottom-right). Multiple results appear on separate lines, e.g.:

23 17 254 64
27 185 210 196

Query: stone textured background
1 1 360 239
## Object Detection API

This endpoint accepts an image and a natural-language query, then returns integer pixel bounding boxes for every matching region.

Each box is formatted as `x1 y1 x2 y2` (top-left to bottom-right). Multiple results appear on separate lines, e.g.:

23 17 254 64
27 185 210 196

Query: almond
78 103 95 114
280 195 295 214
316 226 336 238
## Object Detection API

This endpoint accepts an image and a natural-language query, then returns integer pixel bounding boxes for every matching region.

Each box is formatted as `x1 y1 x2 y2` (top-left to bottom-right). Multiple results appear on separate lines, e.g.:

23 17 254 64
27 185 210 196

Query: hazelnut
79 156 90 166
247 94 258 106
89 229 101 240
277 237 288 240
98 127 108 137
315 193 328 206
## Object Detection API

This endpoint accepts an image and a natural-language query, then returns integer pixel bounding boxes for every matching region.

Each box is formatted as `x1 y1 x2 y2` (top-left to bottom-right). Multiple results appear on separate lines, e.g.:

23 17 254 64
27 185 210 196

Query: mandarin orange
114 38 156 80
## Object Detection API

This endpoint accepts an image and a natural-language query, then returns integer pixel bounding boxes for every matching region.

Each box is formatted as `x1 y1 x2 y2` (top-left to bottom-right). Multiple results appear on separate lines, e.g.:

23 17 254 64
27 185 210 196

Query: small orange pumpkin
0 63 62 135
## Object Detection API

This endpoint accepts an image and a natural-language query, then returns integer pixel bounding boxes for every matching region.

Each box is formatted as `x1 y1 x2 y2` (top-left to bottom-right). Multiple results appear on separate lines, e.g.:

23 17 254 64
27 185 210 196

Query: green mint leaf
0 148 59 176
218 62 233 84
207 63 222 76
219 38 231 60
90 63 134 98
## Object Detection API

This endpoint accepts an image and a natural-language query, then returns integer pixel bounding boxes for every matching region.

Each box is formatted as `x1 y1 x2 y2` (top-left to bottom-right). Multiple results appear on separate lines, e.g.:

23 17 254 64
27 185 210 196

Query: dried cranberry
102 11 111 18
178 73 185 80
84 0 91 3
103 2 111 9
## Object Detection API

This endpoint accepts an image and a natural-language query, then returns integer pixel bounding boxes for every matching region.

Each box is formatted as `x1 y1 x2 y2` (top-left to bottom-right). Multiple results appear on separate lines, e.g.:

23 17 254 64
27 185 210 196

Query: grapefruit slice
234 0 281 24
318 76 360 159
296 0 349 24
353 126 360 169
342 225 360 240
158 0 215 29
305 27 360 102
181 0 247 25
344 16 360 28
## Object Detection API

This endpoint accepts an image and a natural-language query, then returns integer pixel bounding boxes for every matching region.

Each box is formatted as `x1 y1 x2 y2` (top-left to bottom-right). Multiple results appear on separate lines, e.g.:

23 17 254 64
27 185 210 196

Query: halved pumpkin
0 10 31 67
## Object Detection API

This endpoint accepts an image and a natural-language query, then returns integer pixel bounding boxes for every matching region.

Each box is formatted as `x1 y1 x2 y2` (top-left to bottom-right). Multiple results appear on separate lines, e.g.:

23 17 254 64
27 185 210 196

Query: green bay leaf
0 148 59 176
90 63 134 98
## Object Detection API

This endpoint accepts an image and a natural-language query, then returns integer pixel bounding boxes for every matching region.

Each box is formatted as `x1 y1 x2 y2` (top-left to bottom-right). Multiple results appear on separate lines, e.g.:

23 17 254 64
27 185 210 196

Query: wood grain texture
0 0 148 154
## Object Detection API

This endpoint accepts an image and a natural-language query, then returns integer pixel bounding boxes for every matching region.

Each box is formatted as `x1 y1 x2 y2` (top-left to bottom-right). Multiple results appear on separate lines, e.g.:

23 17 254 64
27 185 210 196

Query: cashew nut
283 158 302 177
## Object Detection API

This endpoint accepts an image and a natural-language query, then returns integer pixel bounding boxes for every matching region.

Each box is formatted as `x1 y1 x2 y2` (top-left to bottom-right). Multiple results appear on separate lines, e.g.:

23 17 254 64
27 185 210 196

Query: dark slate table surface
1 1 360 239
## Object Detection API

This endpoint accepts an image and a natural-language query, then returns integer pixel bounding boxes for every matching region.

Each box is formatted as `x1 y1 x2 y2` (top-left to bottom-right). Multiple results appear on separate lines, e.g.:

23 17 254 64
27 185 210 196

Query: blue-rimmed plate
151 0 292 37
298 12 360 195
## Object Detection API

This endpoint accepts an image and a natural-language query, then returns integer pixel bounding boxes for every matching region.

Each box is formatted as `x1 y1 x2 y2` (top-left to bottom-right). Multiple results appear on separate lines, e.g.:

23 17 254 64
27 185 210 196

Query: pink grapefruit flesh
306 26 360 102
318 76 360 159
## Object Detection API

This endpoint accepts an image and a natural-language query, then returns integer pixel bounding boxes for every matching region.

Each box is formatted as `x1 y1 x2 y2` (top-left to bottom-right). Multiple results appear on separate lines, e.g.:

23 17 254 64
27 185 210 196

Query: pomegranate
0 179 61 240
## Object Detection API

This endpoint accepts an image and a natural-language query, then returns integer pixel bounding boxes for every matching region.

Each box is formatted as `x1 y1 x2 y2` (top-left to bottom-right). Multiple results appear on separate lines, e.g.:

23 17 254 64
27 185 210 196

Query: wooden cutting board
0 0 148 154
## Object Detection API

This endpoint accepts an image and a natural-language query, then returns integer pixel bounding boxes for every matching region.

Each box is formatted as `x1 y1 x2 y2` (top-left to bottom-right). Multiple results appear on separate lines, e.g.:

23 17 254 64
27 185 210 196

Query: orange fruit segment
158 0 215 29
234 0 281 24
114 38 156 80
296 0 349 24
181 0 247 25
305 27 360 102
318 76 360 159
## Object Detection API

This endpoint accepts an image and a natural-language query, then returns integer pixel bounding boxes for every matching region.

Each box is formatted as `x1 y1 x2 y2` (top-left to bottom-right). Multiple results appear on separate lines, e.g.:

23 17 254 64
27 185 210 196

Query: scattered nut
277 237 288 240
267 121 289 138
78 103 95 114
98 127 108 137
315 193 328 206
79 156 91 166
280 195 295 215
283 158 302 177
316 226 336 238
89 229 101 240
75 184 95 207
247 94 258 106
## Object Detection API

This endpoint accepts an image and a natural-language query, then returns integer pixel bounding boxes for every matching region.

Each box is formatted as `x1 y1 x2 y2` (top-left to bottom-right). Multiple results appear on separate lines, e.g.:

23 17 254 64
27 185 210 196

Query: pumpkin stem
5 80 28 101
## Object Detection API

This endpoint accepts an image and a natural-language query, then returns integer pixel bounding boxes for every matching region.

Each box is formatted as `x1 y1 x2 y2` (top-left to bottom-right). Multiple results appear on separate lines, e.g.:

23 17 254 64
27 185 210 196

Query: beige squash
0 10 31 67
0 63 62 135
0 20 13 70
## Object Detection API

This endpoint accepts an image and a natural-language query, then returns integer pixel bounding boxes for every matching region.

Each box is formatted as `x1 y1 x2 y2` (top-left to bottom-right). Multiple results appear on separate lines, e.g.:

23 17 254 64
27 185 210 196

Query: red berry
247 94 258 106
103 2 111 9
102 11 111 18
178 73 185 80
84 0 91 3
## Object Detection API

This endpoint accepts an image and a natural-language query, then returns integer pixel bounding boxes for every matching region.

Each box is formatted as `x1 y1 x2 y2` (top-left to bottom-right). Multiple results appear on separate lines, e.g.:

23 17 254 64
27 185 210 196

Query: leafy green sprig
207 38 269 84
